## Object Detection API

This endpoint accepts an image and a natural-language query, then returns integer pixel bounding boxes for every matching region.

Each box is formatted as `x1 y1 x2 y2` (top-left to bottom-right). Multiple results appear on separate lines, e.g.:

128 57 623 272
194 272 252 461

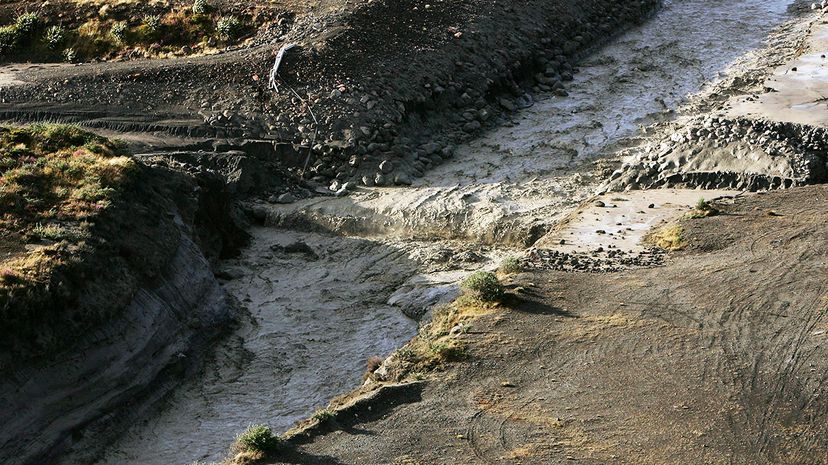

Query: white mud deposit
727 10 828 127
94 1 794 464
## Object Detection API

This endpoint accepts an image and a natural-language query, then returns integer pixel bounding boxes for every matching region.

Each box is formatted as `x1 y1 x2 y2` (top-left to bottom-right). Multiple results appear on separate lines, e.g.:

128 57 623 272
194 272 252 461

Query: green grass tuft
461 271 505 302
234 424 281 454
216 15 241 41
499 256 524 274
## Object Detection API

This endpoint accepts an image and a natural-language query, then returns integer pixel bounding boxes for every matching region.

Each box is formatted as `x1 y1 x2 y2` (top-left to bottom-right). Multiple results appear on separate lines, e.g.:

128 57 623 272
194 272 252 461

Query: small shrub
15 12 40 35
429 341 466 361
192 0 211 15
395 346 417 363
44 25 65 49
62 47 77 63
234 424 280 454
110 21 127 42
312 409 335 424
32 223 68 241
688 197 719 219
0 25 19 55
216 15 241 41
143 14 161 33
363 355 384 380
500 256 523 274
461 271 504 302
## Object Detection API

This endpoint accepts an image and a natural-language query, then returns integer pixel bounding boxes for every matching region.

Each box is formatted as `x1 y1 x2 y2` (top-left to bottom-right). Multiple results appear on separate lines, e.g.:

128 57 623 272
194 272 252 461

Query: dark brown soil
272 185 828 465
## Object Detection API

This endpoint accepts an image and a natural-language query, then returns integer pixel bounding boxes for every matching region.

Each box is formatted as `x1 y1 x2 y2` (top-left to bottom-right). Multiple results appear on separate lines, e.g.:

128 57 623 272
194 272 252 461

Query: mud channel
93 0 795 463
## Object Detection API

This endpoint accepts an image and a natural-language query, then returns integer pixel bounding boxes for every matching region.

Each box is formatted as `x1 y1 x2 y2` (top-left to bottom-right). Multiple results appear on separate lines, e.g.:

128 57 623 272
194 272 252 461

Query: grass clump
687 197 719 219
499 256 524 274
15 13 40 35
44 25 65 49
216 15 241 41
192 0 211 15
312 409 335 424
143 15 161 34
234 424 281 454
462 271 504 302
110 21 128 42
650 224 686 251
0 25 19 55
62 47 77 63
0 123 131 263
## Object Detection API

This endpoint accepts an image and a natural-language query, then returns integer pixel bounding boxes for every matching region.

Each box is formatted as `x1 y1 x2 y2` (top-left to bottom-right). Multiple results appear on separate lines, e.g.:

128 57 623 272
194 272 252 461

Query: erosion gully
93 1 794 463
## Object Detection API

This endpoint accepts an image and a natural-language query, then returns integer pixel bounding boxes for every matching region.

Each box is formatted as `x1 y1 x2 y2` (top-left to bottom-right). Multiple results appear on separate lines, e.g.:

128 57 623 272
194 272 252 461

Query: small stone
394 173 412 186
379 160 395 174
463 121 481 132
277 193 296 204
594 200 606 207
648 203 655 209
362 175 375 187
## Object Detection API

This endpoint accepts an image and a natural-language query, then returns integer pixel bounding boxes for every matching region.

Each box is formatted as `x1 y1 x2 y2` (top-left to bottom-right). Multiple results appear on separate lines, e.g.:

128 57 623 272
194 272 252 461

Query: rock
594 200 606 207
277 193 296 204
361 175 375 187
499 98 516 111
343 181 357 191
375 173 388 186
272 241 318 259
330 180 341 192
379 160 394 174
422 142 441 154
335 187 349 197
463 121 482 132
394 173 413 186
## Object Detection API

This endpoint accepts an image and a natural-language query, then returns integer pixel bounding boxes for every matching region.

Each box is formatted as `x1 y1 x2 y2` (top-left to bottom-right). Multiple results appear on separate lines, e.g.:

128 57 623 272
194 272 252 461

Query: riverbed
93 1 795 463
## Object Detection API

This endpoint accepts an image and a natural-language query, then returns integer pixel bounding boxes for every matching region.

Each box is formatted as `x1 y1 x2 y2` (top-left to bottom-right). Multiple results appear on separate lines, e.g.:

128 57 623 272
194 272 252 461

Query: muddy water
94 1 793 464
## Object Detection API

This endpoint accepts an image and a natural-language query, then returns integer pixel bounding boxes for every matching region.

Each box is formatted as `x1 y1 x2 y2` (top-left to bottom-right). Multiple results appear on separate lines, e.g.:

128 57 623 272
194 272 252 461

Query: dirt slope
270 185 828 465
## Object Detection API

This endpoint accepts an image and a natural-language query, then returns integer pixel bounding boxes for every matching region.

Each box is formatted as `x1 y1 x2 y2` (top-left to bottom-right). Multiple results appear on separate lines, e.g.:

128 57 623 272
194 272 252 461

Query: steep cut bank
0 128 246 465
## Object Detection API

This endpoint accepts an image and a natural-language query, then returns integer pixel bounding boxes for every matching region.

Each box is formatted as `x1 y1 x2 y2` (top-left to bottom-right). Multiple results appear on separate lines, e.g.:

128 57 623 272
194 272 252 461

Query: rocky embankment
0 163 245 465
607 4 828 191
0 0 659 198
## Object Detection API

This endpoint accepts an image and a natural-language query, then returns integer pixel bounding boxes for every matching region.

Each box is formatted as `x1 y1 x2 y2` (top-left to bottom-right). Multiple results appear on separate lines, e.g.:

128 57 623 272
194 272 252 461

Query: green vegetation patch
462 271 505 302
687 197 720 219
233 424 282 459
0 124 151 371
0 124 131 252
0 3 256 63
